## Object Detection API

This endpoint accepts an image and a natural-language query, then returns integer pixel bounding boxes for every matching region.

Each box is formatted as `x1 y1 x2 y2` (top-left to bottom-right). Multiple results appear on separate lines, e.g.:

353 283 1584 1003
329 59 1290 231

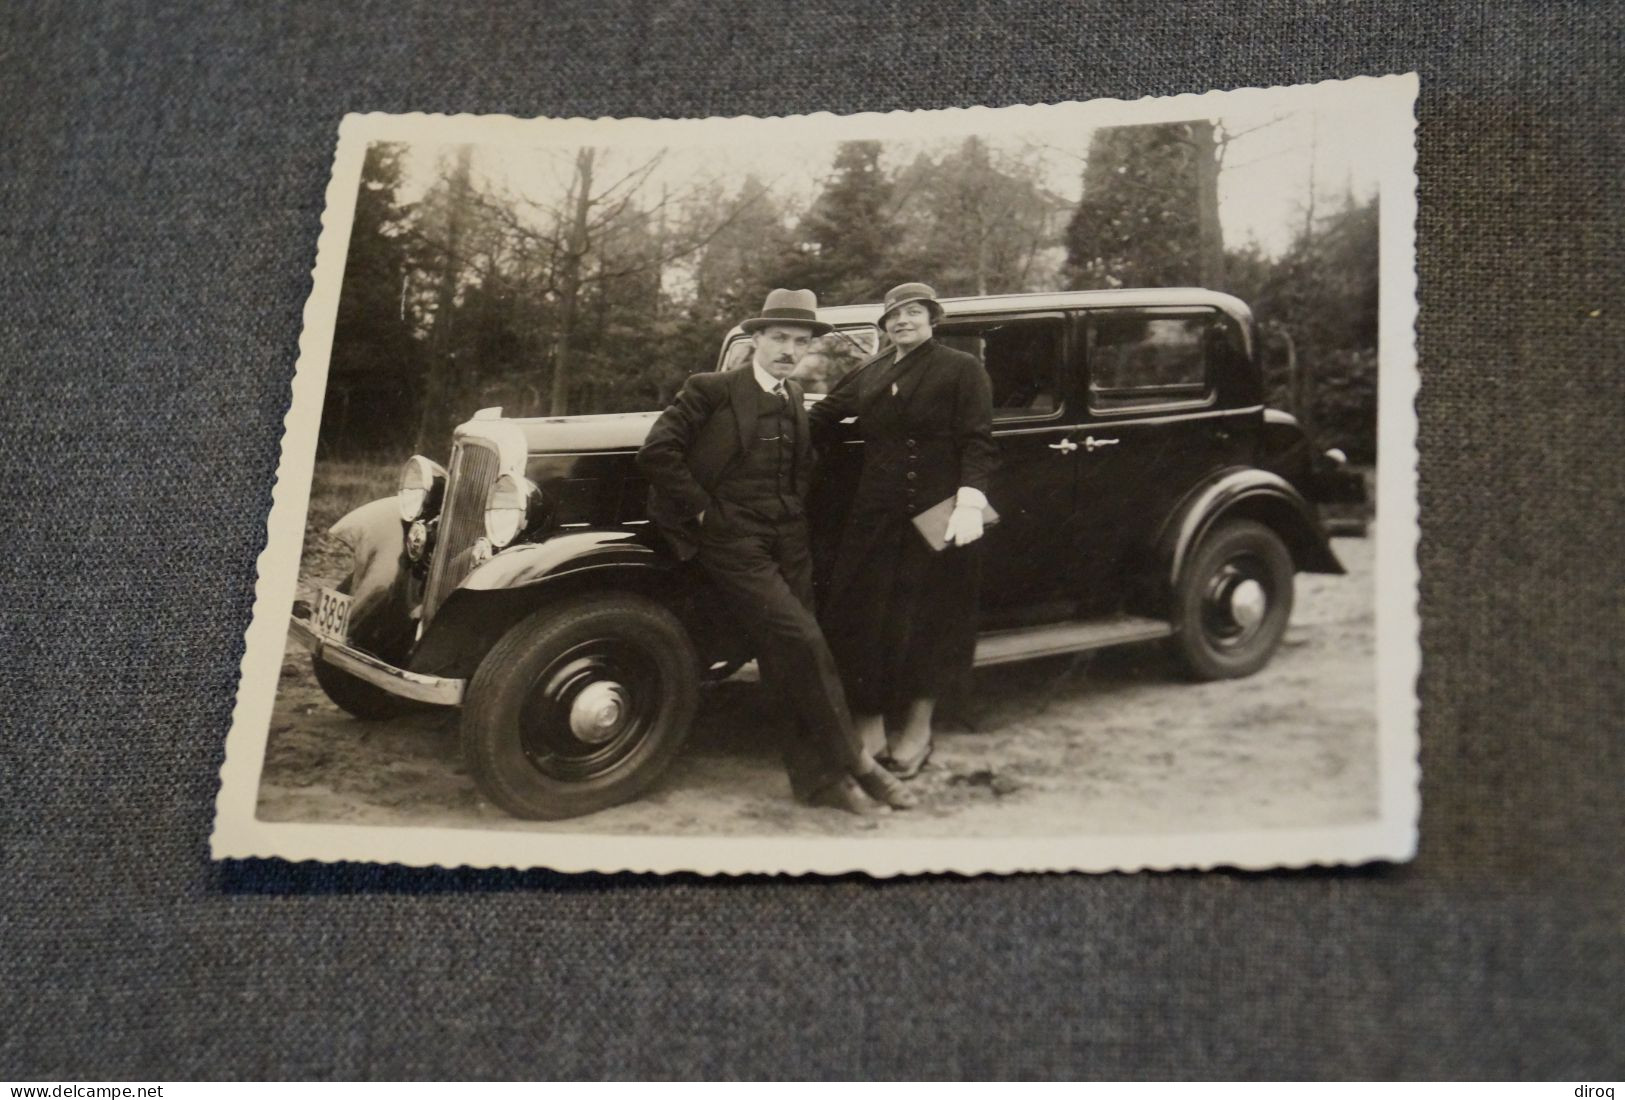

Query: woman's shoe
882 742 933 781
856 765 918 810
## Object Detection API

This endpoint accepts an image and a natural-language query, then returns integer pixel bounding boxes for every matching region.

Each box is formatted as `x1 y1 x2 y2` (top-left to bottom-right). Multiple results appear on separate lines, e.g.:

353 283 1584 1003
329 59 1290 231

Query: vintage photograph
213 76 1419 874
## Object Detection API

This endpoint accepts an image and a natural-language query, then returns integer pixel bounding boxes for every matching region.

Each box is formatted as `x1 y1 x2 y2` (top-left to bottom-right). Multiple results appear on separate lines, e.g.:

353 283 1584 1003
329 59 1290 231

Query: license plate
314 587 353 645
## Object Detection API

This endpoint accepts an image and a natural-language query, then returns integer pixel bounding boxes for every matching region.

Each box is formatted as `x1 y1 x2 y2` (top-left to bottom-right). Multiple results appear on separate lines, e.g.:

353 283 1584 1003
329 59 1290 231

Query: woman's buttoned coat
807 337 997 714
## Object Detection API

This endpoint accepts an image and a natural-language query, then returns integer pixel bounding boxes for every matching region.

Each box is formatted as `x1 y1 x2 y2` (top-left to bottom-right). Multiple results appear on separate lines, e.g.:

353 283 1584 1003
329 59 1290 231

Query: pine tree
322 141 420 455
898 136 1064 296
1063 122 1221 290
791 141 900 304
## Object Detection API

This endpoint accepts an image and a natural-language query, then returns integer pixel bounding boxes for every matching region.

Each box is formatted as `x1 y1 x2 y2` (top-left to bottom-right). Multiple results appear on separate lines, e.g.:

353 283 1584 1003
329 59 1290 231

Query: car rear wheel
1171 519 1294 680
460 594 700 820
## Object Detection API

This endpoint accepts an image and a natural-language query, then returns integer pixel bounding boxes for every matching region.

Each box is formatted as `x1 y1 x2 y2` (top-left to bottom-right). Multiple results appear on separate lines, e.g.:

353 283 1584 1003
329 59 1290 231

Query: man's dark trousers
639 368 868 801
696 498 861 801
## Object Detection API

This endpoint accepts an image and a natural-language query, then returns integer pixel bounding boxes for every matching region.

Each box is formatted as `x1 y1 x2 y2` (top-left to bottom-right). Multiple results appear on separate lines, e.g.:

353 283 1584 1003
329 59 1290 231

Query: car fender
1157 468 1345 600
458 529 673 592
326 496 416 661
408 529 692 678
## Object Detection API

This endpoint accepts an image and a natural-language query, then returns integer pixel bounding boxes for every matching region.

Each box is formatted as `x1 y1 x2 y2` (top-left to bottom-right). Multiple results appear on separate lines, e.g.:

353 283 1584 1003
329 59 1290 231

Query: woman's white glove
943 504 985 546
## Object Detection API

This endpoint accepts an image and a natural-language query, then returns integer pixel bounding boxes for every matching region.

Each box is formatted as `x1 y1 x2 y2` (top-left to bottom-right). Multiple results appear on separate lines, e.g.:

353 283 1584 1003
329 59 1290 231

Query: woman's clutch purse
911 495 1000 552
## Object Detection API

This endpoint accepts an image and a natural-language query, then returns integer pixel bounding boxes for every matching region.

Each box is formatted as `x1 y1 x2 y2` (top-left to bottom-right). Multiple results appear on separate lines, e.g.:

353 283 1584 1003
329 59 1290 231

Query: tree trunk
975 217 989 295
1191 121 1225 288
549 147 594 416
415 145 472 455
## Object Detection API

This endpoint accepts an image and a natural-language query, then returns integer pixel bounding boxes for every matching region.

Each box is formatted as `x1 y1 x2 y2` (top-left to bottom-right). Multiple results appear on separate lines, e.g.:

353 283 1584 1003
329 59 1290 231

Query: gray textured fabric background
2 0 1622 1081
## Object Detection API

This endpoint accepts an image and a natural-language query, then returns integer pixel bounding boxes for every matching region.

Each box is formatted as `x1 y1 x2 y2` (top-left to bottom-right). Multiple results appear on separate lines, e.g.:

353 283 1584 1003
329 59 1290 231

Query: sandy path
256 537 1378 838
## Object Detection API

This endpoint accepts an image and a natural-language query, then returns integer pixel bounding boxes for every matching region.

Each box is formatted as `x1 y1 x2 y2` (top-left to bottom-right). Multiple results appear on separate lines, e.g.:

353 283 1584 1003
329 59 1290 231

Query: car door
934 312 1089 630
1070 307 1254 617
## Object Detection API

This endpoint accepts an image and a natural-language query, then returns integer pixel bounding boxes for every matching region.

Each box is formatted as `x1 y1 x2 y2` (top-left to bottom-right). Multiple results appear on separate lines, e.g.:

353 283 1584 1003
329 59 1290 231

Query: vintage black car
289 289 1362 820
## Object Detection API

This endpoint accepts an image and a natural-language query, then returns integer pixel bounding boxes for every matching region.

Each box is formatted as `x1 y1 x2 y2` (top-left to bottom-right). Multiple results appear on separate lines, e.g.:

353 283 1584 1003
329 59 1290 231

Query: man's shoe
856 765 918 810
807 777 891 816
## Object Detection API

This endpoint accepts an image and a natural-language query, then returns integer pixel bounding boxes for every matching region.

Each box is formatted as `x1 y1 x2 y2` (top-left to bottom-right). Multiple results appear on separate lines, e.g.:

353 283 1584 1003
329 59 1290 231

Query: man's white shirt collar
750 362 787 395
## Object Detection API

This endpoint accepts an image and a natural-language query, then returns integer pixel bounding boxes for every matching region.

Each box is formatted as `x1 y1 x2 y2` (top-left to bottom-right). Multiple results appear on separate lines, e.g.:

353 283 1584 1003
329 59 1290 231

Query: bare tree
549 148 596 415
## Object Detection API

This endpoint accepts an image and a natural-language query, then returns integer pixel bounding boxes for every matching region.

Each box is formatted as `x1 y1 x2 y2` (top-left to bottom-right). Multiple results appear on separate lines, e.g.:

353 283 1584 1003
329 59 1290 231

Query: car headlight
484 474 543 549
398 456 447 522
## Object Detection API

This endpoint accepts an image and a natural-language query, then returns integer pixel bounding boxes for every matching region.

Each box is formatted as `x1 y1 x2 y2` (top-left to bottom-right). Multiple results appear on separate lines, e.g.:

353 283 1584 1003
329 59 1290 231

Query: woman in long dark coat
807 282 997 777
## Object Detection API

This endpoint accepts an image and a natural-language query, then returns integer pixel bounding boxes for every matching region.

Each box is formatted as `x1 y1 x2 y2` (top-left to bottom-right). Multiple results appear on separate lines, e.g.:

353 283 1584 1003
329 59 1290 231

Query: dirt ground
255 533 1379 838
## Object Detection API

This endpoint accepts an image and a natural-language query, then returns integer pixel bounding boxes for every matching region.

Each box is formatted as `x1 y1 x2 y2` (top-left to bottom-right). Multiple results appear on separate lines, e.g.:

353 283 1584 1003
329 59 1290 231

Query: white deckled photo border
212 74 1421 876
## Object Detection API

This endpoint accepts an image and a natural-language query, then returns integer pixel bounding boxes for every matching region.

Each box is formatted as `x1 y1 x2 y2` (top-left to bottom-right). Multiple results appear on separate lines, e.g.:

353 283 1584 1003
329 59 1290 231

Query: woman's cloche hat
879 281 945 325
740 288 834 336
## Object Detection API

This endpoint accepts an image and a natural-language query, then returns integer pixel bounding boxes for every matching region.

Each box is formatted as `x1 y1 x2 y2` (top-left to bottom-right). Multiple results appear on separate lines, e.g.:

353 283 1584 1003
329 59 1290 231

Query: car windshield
719 326 879 393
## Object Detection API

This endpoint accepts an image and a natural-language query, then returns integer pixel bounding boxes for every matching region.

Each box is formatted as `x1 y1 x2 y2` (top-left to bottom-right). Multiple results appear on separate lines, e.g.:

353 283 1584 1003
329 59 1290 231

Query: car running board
973 615 1174 667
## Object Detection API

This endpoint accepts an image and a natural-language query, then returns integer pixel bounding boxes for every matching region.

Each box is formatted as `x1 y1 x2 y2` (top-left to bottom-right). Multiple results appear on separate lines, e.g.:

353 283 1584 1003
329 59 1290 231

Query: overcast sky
396 91 1382 267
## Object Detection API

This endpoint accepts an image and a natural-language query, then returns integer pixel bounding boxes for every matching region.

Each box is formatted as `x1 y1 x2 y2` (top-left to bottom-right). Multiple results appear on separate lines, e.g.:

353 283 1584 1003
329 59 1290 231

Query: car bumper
287 614 467 706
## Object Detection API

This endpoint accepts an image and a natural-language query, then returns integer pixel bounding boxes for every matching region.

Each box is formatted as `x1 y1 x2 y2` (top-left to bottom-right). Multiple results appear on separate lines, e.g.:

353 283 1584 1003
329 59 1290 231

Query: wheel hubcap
569 680 627 743
1228 579 1267 630
1202 559 1273 648
517 641 659 781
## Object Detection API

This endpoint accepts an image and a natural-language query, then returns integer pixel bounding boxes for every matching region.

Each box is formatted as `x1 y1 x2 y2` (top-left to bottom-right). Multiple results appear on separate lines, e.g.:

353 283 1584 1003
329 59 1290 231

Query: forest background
319 111 1381 467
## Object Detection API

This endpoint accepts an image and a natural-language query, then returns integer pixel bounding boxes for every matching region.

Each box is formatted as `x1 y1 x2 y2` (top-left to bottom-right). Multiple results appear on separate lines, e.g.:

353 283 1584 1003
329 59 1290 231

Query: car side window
1088 312 1217 412
792 327 878 393
935 317 1063 422
720 336 754 372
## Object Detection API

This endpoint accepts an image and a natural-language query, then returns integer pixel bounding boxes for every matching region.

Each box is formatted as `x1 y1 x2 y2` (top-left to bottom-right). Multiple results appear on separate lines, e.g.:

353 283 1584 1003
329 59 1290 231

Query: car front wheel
1171 519 1295 681
460 594 700 820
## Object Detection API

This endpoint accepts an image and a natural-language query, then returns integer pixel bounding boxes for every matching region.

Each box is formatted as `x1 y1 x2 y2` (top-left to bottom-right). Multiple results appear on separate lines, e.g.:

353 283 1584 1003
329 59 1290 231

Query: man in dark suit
637 289 915 816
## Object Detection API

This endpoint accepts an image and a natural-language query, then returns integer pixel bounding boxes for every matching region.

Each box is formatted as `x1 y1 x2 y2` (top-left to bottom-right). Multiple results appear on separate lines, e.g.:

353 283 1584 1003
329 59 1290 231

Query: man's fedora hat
740 288 833 335
879 281 945 325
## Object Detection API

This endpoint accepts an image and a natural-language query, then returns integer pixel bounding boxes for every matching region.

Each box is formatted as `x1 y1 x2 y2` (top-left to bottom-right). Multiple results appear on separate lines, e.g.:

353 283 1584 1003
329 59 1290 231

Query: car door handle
1048 439 1079 453
1084 435 1120 452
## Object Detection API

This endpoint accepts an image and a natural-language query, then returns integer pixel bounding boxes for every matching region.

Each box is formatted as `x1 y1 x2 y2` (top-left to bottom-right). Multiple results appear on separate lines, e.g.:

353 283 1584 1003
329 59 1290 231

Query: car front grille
422 439 500 623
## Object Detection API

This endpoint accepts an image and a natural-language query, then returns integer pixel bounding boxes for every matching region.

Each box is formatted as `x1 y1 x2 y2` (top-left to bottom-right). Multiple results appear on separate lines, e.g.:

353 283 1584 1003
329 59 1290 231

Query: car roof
721 288 1253 339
